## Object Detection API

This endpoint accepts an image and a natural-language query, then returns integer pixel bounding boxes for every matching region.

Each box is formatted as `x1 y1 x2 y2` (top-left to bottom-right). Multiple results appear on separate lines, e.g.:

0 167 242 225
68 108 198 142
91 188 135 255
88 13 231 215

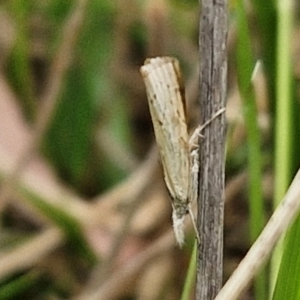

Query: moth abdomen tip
172 211 186 247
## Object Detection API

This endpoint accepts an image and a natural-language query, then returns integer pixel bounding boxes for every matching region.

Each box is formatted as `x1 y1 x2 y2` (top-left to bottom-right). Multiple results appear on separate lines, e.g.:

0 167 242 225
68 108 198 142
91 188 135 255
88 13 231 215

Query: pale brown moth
140 57 198 246
140 57 224 246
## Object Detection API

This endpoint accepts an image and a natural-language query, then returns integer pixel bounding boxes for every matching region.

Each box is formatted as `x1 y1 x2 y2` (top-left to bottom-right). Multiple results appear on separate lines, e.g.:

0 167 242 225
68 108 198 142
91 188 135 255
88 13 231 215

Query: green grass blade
181 242 197 300
272 215 300 300
236 1 266 299
271 0 295 293
0 272 39 300
7 0 36 121
250 0 277 101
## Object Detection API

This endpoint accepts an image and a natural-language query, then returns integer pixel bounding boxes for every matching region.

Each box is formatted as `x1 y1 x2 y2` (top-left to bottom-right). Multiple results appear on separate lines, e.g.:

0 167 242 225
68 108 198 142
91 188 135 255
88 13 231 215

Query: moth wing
140 57 190 203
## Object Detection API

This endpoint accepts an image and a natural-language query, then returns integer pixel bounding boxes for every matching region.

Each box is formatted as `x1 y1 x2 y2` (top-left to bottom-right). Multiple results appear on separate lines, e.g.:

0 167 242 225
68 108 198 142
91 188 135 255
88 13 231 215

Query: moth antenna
172 211 185 247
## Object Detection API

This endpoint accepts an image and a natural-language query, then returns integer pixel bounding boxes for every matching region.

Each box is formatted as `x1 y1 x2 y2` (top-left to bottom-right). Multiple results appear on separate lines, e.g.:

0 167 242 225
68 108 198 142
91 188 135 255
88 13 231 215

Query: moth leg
189 126 202 149
188 204 200 243
195 108 226 137
187 108 225 243
189 108 226 148
188 146 200 242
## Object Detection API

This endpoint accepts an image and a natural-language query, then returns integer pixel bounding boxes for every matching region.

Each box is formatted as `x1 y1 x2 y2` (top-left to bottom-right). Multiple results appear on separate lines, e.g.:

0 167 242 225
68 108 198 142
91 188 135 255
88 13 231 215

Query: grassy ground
0 1 300 299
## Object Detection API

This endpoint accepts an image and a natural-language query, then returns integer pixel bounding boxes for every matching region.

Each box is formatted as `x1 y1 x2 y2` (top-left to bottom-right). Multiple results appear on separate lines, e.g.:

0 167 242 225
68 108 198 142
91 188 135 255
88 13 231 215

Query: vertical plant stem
271 0 294 293
274 0 293 207
196 0 227 299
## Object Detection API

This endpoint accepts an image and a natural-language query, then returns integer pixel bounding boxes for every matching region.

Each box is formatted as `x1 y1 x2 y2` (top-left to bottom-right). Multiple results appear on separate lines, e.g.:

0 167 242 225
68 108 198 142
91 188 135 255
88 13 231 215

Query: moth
140 57 199 246
140 57 224 246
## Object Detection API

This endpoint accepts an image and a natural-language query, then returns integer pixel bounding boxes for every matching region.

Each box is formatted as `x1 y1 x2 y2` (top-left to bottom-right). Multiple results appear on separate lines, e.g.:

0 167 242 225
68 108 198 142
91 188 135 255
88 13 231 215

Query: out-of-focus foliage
0 0 300 299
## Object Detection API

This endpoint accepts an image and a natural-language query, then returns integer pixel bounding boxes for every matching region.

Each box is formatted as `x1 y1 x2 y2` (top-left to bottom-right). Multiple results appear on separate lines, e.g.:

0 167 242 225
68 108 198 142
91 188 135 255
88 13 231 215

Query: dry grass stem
74 230 174 300
80 147 160 291
215 168 300 300
92 147 158 218
0 227 63 280
97 128 138 172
